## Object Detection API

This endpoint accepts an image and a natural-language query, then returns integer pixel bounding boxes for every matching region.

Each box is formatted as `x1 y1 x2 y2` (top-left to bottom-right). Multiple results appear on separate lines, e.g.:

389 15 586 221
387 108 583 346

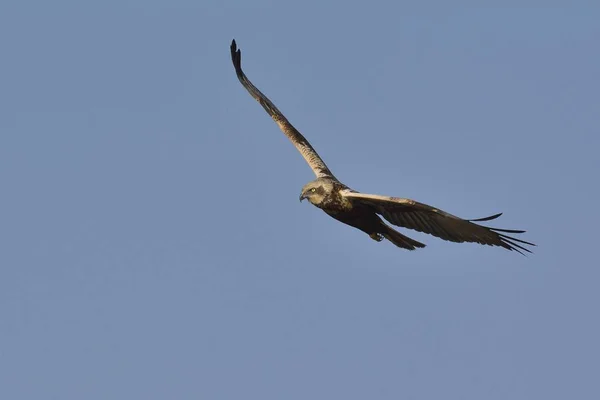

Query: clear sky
1 2 598 399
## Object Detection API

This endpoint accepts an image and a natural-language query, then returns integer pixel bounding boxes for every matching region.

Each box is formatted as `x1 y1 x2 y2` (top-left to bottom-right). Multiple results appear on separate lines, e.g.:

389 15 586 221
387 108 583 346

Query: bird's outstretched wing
342 192 535 254
230 40 335 179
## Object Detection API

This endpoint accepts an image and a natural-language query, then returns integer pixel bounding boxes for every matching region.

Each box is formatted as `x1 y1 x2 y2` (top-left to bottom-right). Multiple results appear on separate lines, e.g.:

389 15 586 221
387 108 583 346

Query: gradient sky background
1 2 599 399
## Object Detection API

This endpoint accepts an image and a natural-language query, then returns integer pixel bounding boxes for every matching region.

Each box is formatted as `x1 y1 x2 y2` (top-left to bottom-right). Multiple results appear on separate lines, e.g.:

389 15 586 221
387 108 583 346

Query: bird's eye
311 188 316 192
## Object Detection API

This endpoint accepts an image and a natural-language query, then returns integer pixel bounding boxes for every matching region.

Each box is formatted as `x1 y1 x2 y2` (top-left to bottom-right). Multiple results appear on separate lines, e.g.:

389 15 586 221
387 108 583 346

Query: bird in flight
230 39 534 254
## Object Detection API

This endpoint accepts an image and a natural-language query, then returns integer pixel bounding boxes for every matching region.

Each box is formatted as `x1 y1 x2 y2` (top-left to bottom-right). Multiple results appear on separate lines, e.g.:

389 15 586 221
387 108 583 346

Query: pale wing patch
341 191 455 217
342 191 413 204
275 118 333 179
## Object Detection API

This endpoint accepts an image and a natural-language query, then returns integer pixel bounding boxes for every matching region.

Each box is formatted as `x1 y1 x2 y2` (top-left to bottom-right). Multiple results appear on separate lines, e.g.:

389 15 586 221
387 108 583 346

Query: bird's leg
369 233 384 242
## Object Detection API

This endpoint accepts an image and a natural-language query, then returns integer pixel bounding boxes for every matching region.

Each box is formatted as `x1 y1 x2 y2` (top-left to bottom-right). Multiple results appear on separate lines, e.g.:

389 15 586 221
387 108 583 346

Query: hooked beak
299 192 307 202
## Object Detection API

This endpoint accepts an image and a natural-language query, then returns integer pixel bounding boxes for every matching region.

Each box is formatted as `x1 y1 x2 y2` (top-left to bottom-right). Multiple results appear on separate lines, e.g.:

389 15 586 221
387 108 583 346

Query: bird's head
299 179 333 206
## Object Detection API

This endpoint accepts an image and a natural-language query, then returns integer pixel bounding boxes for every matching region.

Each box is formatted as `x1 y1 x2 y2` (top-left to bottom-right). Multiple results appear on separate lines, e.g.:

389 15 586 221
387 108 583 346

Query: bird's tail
383 224 426 250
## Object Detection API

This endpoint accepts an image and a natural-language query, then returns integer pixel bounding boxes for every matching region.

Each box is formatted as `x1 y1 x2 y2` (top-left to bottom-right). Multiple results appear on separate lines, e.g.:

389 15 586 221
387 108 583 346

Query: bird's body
299 177 426 249
303 178 379 236
230 39 534 254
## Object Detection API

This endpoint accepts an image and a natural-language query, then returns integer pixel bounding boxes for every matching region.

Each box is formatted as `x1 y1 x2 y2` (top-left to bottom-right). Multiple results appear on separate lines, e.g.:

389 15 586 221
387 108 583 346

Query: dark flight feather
341 192 535 254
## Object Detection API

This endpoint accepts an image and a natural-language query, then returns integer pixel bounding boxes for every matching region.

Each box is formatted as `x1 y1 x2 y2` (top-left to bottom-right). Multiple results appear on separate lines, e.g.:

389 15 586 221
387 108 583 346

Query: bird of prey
230 39 534 254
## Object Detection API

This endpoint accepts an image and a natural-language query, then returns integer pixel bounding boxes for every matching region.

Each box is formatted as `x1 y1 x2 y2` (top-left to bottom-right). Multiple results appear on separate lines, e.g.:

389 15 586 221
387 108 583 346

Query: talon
369 233 384 242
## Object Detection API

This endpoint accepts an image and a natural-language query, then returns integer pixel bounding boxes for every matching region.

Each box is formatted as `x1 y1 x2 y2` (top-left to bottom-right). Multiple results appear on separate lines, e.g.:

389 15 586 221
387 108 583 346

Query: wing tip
469 212 536 255
230 39 242 72
497 232 536 256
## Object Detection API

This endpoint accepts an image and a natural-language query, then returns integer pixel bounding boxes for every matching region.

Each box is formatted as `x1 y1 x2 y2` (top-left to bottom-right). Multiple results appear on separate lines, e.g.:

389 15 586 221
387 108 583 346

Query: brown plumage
230 39 535 254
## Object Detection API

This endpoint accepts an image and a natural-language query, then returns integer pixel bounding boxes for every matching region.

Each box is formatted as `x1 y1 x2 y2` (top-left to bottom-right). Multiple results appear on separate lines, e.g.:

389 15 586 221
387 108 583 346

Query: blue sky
1 2 599 399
